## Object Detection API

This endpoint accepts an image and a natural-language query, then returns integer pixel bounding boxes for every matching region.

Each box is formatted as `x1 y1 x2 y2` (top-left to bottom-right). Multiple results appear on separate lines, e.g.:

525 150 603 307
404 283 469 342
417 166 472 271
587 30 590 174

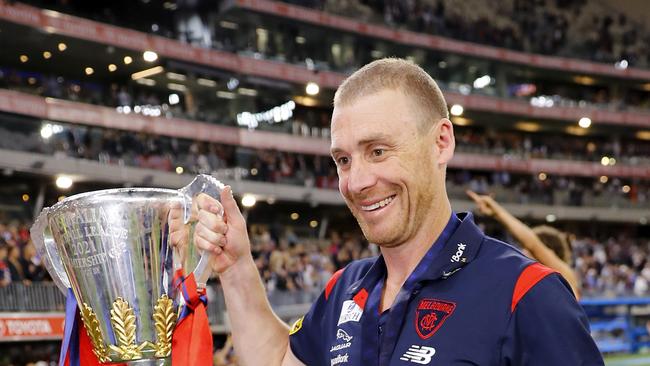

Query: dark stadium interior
0 0 649 364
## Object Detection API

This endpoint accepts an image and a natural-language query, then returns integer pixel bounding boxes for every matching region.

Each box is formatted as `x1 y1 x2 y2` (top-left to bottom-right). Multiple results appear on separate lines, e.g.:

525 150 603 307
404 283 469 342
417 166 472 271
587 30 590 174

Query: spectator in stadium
6 246 30 285
188 58 603 365
0 245 11 287
466 190 581 298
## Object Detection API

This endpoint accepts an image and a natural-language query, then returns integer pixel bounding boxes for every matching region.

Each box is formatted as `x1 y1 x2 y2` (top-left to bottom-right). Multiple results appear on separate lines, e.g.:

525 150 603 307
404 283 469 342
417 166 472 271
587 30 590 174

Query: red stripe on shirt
325 268 345 301
511 263 557 312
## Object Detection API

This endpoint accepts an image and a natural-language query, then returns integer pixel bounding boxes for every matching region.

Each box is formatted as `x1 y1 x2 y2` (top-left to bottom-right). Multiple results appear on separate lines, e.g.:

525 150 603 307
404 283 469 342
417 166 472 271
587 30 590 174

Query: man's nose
347 159 377 194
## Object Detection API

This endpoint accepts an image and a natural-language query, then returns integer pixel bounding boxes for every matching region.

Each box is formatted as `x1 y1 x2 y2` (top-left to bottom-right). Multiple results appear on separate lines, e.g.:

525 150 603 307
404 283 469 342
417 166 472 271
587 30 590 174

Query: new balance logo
400 345 436 364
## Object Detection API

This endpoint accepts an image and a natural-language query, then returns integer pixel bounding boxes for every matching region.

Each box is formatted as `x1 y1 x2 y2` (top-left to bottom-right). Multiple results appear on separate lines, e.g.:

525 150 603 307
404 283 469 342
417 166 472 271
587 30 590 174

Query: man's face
330 89 449 248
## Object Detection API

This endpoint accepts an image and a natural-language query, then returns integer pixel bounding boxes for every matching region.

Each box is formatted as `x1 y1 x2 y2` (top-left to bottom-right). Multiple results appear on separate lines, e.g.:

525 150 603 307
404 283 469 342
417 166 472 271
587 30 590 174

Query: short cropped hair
532 225 572 264
333 58 449 130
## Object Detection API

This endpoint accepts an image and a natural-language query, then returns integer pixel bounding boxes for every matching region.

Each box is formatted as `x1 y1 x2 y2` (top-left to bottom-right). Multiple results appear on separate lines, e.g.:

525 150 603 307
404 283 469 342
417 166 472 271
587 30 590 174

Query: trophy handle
30 207 71 294
179 174 226 288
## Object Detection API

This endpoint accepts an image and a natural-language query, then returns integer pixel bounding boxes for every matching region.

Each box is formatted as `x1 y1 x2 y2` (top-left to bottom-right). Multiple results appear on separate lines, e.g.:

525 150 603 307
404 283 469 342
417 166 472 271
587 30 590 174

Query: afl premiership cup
30 175 223 365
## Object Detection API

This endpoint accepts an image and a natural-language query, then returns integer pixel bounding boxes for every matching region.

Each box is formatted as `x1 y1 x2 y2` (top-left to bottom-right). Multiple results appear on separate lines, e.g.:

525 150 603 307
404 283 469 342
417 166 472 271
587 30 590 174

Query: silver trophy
30 175 224 365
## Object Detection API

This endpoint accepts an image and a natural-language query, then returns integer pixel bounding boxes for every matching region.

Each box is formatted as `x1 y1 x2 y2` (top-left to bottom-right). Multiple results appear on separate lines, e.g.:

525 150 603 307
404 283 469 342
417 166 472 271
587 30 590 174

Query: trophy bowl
30 175 223 365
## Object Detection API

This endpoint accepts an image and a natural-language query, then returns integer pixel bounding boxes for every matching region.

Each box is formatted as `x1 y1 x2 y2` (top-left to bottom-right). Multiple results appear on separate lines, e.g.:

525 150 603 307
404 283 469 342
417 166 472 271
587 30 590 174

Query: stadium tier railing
2 0 650 82
0 282 318 336
1 282 649 353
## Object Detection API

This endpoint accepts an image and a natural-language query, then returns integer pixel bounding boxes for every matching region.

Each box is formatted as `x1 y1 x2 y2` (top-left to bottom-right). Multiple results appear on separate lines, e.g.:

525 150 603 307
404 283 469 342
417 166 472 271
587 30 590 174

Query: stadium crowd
19 0 650 68
0 120 647 209
1 216 649 299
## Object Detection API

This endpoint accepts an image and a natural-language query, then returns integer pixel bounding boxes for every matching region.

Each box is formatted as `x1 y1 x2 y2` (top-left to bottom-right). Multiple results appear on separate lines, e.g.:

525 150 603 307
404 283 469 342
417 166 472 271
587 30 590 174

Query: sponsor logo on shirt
451 243 467 263
336 329 352 342
330 329 353 352
442 268 462 279
330 353 349 366
400 345 436 364
415 299 456 339
289 315 304 335
337 300 363 326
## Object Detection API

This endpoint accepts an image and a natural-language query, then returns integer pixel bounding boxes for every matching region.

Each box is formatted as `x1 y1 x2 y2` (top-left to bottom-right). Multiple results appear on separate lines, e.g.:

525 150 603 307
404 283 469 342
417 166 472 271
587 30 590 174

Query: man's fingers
195 222 226 247
195 234 221 254
197 209 228 234
168 204 185 221
196 193 224 215
220 186 244 226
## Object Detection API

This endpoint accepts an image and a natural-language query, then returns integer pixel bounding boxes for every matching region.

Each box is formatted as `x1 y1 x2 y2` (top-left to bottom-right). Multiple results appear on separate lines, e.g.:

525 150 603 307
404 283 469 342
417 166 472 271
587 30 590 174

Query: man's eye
372 149 384 157
336 157 349 165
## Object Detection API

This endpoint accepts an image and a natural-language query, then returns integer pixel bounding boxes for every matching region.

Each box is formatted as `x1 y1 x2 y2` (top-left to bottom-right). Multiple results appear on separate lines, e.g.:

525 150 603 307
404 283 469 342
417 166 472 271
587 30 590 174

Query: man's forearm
219 255 290 366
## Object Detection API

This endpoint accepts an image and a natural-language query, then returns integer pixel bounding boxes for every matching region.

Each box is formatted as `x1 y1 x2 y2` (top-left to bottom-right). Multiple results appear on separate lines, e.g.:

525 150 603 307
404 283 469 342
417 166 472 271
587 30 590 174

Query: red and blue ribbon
172 269 213 366
59 289 126 366
59 270 212 365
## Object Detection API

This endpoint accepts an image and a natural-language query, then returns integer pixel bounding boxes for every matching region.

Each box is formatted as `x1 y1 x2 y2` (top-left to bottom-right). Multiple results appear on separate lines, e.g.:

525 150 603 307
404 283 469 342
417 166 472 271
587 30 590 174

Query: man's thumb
220 186 244 225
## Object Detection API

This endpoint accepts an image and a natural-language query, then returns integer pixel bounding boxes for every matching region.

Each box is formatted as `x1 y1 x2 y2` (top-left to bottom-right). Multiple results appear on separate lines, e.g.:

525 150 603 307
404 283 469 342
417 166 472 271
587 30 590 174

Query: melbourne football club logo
415 299 456 339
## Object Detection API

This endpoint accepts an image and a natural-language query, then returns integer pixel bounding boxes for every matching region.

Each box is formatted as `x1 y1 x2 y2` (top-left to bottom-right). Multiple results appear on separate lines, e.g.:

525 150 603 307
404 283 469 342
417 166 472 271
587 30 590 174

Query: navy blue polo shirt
289 212 603 365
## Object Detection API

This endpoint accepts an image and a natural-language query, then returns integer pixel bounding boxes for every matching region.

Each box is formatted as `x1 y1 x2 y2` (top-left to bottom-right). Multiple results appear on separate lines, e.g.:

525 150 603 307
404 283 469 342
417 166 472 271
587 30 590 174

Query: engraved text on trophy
53 206 129 274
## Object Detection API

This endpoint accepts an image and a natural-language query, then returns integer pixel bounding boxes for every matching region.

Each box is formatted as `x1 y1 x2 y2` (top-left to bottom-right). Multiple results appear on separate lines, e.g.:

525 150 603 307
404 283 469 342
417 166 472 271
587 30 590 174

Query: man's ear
435 118 455 165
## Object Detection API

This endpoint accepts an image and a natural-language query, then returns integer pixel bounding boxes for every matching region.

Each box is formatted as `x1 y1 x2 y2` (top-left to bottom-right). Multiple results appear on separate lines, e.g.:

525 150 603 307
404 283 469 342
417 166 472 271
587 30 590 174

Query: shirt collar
346 212 484 295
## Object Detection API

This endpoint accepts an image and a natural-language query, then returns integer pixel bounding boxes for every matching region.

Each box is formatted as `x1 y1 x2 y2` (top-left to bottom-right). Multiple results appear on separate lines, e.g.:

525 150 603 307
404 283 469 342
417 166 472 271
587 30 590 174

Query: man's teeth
361 196 394 211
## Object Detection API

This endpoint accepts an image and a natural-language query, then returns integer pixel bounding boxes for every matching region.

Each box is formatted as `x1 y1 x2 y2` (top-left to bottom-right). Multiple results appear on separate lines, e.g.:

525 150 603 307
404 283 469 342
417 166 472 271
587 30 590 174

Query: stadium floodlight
241 194 257 208
578 117 592 128
167 83 187 92
306 82 320 96
615 59 628 70
132 66 164 80
166 72 186 81
472 75 491 89
197 78 217 87
143 51 158 62
217 91 237 99
56 176 73 189
600 156 610 166
227 78 239 90
450 104 464 116
40 124 53 139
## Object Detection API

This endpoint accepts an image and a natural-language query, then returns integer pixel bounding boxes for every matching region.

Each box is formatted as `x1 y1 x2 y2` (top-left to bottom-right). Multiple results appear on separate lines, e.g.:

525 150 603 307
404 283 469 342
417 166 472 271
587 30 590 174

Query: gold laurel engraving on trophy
79 303 111 363
108 297 147 360
153 294 177 357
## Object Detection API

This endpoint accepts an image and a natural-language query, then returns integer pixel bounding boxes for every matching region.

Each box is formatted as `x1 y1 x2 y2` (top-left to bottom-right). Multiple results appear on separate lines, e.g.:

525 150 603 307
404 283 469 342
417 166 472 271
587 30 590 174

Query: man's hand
193 186 252 274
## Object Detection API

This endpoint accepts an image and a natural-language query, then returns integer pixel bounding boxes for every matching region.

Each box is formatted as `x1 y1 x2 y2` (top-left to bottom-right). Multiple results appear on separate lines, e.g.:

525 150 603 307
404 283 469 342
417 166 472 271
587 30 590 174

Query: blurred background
0 0 648 364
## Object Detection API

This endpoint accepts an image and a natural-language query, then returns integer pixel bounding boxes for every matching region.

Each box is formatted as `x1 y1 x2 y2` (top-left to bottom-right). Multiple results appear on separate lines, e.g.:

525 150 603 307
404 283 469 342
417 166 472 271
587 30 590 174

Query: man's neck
379 201 452 311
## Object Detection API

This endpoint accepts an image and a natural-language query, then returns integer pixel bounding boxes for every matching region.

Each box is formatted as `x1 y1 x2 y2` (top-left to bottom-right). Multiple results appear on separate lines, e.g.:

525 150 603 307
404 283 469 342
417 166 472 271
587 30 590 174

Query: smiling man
191 58 604 365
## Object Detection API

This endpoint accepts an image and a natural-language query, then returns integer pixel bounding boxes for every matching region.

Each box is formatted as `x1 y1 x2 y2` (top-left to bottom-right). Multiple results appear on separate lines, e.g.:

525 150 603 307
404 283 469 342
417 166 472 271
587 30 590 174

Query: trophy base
125 358 170 366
